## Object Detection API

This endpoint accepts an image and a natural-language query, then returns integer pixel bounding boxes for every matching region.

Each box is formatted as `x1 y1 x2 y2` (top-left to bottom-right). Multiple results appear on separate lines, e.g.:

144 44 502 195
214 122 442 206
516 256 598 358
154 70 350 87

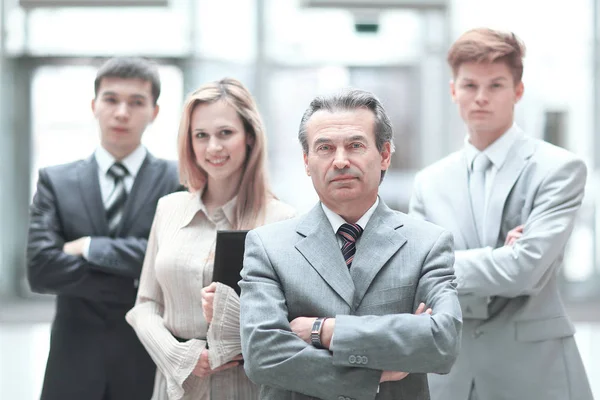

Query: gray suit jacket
410 132 593 400
240 199 462 400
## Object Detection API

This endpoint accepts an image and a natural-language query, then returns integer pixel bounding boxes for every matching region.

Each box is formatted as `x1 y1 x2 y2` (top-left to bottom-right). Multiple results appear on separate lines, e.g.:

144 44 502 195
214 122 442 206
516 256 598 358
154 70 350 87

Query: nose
207 136 223 153
475 88 489 106
115 101 130 119
332 148 350 170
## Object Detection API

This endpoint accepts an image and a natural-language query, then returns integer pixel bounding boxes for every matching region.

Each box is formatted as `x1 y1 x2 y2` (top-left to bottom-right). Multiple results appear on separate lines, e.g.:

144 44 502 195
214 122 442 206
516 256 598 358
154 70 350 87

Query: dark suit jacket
27 152 181 400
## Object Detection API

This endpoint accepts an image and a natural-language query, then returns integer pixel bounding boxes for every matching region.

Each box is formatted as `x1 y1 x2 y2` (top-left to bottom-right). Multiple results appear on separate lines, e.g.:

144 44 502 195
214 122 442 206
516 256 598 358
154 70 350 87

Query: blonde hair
448 28 526 84
177 78 272 229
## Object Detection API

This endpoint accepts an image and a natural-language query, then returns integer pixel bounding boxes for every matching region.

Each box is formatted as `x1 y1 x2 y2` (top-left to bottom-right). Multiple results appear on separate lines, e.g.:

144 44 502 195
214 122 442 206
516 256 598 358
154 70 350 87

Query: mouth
112 127 129 134
470 110 491 116
206 157 229 166
331 175 357 183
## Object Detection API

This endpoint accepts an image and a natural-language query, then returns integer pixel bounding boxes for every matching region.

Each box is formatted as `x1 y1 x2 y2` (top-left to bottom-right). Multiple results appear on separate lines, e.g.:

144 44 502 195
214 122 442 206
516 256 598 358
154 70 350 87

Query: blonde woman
126 78 295 400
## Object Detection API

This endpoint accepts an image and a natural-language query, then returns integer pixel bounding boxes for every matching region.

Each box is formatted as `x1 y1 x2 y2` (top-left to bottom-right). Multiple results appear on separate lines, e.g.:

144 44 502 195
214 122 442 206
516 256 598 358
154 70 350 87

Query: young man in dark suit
27 57 181 400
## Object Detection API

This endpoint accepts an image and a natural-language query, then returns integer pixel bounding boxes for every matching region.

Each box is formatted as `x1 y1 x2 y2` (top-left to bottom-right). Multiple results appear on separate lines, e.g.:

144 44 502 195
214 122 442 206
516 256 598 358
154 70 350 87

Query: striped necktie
337 223 364 268
106 162 129 237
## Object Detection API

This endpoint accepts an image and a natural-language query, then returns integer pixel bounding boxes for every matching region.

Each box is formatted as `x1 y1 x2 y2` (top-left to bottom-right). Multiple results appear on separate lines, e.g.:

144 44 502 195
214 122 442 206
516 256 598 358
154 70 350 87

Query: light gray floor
1 300 599 400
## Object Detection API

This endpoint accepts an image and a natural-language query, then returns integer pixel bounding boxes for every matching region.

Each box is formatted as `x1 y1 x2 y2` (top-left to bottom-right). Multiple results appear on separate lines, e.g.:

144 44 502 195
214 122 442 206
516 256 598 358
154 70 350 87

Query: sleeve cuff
82 236 92 260
206 283 242 369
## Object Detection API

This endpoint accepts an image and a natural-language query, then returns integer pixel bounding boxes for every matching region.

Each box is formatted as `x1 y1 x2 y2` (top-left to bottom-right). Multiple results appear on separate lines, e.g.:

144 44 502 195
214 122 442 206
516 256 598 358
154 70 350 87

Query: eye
104 97 118 104
491 83 503 88
317 144 332 152
464 83 476 89
220 129 233 136
195 132 207 139
350 142 364 149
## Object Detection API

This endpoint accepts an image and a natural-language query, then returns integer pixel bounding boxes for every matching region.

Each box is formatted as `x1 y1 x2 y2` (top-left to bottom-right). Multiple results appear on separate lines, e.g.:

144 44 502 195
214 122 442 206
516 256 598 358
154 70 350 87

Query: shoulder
157 190 195 210
263 198 297 225
414 150 463 183
42 159 86 177
530 138 583 165
399 211 448 239
251 213 302 242
523 138 587 183
147 155 179 175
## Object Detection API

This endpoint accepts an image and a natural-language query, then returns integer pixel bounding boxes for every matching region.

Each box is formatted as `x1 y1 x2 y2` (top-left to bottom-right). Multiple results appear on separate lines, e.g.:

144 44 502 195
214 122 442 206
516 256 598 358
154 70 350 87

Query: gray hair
298 88 395 180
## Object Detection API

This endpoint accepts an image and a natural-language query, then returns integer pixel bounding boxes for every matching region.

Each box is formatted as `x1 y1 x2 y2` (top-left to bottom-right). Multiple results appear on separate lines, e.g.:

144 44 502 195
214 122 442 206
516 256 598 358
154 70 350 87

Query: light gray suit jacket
240 199 462 400
409 132 593 400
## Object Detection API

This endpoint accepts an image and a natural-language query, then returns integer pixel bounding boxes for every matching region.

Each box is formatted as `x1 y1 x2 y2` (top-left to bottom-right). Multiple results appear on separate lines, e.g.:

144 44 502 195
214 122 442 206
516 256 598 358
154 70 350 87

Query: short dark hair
94 57 161 104
298 88 395 181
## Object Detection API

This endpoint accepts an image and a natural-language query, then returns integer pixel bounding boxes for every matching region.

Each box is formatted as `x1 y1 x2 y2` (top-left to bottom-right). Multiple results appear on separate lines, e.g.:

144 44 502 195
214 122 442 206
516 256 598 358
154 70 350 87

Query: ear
246 132 256 148
151 104 160 122
380 142 392 171
515 81 524 103
450 80 458 103
303 152 310 176
91 98 97 114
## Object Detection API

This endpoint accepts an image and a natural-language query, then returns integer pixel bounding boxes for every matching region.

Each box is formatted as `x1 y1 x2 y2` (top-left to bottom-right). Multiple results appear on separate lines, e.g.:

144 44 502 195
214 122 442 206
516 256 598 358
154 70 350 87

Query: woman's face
190 100 252 184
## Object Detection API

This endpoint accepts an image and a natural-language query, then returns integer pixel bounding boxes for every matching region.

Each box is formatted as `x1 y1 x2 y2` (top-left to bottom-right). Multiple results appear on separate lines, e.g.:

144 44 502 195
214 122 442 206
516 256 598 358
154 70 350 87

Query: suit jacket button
362 356 368 364
349 355 356 364
338 396 345 400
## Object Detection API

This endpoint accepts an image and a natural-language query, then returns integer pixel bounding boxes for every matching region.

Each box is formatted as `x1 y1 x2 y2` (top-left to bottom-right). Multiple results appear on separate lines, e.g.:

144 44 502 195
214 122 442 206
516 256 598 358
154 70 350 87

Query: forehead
306 108 375 141
191 99 243 127
456 61 515 83
97 77 153 98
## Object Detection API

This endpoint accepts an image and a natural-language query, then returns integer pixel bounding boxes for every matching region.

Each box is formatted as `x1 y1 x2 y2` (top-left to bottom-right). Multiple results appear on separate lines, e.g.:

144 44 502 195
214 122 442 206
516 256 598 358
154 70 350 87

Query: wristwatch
311 317 328 349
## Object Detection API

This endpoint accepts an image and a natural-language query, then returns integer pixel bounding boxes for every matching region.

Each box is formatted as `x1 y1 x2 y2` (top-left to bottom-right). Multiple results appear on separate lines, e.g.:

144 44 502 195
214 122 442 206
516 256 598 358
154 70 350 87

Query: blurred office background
0 0 599 398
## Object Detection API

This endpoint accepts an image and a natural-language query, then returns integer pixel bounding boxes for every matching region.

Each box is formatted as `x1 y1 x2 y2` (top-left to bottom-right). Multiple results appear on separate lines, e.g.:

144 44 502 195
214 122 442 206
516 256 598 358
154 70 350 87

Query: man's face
92 77 159 157
303 109 391 209
451 61 523 144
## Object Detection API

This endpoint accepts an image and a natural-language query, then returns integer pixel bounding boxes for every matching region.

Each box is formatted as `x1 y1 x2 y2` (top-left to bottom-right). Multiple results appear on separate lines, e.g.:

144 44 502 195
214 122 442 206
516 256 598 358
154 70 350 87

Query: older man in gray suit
409 28 593 400
240 89 462 400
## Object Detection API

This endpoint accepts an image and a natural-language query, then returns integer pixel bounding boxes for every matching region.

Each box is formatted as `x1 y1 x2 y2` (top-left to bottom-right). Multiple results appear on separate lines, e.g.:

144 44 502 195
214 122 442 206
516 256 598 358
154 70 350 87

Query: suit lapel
483 136 535 247
118 154 160 235
350 201 407 304
77 156 109 235
295 204 355 307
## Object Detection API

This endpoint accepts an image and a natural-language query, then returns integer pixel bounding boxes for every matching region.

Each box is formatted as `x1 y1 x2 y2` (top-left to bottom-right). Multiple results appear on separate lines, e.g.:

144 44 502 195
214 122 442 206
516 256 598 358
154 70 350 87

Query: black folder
212 230 249 296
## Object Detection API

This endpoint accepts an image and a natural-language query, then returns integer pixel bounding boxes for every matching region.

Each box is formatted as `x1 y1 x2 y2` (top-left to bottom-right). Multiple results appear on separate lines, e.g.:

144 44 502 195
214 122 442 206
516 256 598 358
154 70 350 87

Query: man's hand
380 371 409 382
201 282 218 324
505 225 524 246
290 316 315 344
63 237 89 256
192 348 242 378
414 302 432 315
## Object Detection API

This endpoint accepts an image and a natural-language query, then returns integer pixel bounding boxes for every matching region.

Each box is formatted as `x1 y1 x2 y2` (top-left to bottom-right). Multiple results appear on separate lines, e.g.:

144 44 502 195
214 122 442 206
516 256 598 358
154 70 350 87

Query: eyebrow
346 134 367 142
101 92 149 101
192 125 235 132
462 76 508 82
312 134 367 147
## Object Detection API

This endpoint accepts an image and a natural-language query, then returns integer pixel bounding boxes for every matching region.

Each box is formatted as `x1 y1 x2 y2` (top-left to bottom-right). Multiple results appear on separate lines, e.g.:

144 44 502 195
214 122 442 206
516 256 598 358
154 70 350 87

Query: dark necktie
337 223 364 268
106 162 129 237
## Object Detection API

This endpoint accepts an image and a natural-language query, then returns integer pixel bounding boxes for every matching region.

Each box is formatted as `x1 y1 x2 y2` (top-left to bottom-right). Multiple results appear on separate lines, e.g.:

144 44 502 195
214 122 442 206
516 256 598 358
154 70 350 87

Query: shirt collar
464 123 522 170
94 145 147 178
321 197 379 236
180 190 238 228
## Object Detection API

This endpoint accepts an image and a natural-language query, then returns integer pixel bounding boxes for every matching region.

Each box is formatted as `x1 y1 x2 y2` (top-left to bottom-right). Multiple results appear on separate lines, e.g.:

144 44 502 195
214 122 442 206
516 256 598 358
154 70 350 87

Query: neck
468 121 512 151
323 194 377 224
102 143 138 161
202 174 242 214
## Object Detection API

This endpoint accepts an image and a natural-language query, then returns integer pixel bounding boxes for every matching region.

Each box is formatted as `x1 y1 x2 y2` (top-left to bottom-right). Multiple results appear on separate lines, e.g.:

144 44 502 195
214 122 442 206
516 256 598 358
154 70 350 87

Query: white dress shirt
82 145 147 258
321 197 380 248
